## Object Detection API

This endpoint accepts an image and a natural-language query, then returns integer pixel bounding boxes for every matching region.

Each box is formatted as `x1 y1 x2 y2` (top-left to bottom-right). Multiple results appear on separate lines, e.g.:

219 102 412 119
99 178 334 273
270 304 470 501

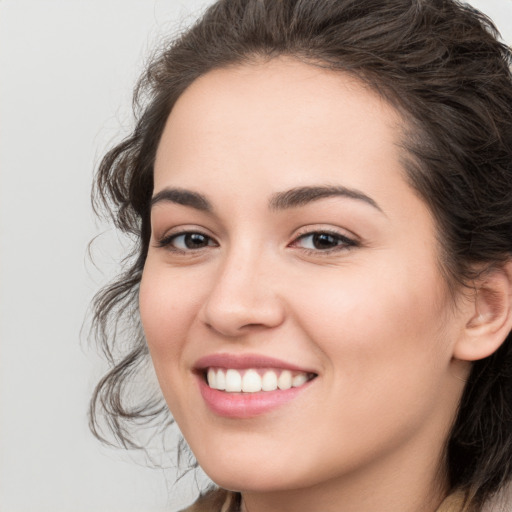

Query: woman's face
140 59 468 497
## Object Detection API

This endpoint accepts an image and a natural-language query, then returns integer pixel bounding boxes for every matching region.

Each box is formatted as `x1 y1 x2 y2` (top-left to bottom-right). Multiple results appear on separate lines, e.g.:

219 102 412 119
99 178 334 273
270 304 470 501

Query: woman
90 0 512 510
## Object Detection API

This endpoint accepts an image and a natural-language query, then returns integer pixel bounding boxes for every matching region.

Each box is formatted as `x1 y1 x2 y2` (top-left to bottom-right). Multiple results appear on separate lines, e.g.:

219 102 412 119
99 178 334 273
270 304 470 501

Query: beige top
182 489 467 512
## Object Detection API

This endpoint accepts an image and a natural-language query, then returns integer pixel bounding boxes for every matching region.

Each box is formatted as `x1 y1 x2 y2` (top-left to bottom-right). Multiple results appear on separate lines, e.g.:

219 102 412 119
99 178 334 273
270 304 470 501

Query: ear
453 261 512 362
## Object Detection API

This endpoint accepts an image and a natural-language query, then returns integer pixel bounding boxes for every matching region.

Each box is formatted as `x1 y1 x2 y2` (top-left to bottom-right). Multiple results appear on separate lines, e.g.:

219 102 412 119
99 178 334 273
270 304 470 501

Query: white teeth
216 369 226 390
292 373 308 387
207 368 312 392
261 370 278 391
242 369 262 393
207 368 216 389
277 370 292 390
225 369 242 392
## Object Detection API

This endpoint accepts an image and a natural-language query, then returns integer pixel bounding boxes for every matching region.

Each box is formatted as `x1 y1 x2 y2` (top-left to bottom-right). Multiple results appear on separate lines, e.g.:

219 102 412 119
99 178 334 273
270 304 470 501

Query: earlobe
453 261 512 362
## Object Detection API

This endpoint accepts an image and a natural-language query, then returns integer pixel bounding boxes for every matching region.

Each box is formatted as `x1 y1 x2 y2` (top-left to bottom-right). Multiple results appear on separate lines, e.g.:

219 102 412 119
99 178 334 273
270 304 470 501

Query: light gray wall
1 1 511 511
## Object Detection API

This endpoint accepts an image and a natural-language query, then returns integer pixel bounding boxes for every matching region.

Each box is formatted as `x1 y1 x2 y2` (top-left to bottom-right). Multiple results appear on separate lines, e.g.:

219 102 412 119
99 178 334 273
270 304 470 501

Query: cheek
139 261 199 366
280 263 457 466
291 254 452 389
138 261 207 423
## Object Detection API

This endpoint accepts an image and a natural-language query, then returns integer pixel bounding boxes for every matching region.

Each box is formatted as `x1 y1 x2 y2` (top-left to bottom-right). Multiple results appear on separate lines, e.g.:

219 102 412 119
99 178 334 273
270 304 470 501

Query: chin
194 444 327 495
204 468 297 494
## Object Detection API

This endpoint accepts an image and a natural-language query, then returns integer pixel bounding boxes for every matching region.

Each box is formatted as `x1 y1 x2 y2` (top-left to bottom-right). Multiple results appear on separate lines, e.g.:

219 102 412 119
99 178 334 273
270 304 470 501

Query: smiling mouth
205 368 317 393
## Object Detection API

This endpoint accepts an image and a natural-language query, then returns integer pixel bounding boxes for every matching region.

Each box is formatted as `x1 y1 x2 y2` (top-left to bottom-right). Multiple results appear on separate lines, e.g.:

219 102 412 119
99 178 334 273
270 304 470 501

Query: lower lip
197 376 313 418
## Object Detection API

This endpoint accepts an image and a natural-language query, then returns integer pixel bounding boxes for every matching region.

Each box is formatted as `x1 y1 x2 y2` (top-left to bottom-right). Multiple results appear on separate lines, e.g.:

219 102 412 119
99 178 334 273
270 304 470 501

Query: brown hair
90 0 512 508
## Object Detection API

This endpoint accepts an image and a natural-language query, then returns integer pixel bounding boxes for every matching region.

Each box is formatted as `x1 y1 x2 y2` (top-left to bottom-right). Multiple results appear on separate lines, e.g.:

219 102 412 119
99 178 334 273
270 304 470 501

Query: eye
157 231 217 251
292 231 356 252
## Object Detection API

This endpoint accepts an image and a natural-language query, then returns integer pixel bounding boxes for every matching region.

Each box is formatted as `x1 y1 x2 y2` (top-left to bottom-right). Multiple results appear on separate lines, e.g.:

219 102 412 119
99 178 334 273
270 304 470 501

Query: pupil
185 233 208 249
313 233 338 249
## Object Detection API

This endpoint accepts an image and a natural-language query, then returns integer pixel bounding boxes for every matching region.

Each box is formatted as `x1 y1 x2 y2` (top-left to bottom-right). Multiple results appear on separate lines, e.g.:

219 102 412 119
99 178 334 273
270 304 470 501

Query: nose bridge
201 239 284 336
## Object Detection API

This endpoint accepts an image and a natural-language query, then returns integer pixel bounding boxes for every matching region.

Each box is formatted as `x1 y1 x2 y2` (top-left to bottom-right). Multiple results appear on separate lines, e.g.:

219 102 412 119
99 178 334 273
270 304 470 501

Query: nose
199 250 286 338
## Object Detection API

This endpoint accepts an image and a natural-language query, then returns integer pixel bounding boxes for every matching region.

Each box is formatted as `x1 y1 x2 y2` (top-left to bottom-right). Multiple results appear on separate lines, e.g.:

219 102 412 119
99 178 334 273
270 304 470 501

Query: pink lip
194 353 317 419
194 353 315 372
197 377 314 419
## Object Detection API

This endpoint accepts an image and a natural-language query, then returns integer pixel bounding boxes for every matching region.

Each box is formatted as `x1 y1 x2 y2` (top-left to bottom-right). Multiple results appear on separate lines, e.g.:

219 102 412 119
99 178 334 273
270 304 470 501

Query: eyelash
156 231 218 253
290 230 358 254
156 229 358 255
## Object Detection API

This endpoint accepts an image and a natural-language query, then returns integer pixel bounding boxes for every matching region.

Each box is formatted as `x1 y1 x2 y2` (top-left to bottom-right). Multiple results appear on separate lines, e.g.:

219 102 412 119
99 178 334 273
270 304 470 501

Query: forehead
152 57 441 283
154 57 406 193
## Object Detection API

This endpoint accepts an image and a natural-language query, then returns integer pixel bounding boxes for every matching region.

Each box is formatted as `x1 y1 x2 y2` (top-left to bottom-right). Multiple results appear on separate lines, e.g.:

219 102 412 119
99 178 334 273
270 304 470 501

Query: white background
1 1 511 511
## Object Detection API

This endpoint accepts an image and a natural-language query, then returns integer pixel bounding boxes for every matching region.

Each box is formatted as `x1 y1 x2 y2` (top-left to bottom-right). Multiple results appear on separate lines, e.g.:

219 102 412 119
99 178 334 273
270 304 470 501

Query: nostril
199 277 286 337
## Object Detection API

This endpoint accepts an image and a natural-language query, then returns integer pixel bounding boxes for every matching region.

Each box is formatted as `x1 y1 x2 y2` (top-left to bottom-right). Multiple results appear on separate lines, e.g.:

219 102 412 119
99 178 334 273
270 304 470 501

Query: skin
139 58 475 512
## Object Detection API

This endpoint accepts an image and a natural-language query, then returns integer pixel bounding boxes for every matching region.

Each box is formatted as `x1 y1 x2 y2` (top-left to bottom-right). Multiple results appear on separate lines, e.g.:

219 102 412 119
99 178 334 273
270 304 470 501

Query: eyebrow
151 188 212 212
269 185 383 213
150 184 383 214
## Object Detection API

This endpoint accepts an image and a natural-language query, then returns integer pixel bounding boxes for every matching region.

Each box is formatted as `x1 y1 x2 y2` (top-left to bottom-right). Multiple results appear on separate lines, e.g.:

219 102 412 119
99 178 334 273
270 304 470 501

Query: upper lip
194 353 317 374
